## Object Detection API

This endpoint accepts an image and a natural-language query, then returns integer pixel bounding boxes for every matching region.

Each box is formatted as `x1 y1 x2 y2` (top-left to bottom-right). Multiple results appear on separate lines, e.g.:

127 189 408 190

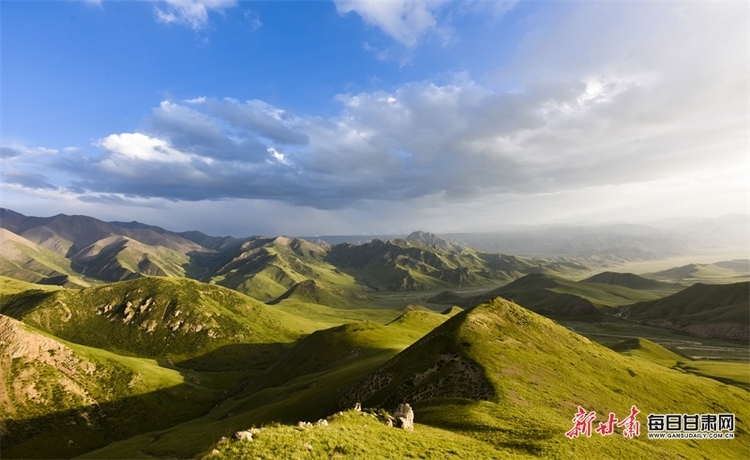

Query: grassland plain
201 299 749 459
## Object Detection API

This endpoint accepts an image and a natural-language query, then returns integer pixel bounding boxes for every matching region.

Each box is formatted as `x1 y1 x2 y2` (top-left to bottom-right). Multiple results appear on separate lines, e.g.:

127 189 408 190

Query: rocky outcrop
393 403 414 431
232 430 253 441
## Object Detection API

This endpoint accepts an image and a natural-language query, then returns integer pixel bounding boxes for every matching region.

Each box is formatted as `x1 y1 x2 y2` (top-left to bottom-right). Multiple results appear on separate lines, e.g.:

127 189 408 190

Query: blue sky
1 0 748 236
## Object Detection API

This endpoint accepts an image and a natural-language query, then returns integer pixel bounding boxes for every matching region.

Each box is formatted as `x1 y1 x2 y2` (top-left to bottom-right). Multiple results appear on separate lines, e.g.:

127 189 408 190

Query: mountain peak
405 231 462 252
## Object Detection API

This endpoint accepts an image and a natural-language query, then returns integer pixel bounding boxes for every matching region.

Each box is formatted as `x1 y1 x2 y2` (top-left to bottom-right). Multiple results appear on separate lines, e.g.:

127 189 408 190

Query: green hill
267 279 371 309
211 299 750 459
584 271 683 291
609 338 685 367
0 277 310 371
208 236 359 301
430 273 662 315
0 275 62 295
0 228 88 288
325 239 593 292
646 262 750 284
615 282 750 341
71 235 193 280
0 315 240 459
75 310 452 459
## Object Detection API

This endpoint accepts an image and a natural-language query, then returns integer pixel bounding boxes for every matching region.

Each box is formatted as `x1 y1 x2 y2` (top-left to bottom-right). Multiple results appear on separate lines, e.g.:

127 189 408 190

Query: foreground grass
207 410 528 460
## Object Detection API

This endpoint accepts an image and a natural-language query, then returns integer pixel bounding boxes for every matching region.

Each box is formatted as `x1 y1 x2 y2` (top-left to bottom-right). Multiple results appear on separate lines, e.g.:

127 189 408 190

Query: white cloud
335 0 447 47
154 0 238 30
97 133 192 164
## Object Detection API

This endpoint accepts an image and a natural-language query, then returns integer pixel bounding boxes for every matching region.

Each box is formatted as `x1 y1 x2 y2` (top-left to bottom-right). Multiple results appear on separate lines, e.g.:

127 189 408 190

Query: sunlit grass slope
0 277 312 370
431 273 664 315
0 315 240 459
333 299 750 459
0 275 62 295
611 338 750 391
76 310 451 459
616 281 750 341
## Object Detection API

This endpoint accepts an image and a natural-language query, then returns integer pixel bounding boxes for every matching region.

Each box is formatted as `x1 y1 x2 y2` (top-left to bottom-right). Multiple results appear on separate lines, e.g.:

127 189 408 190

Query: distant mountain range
0 208 671 298
308 214 748 257
1 208 748 343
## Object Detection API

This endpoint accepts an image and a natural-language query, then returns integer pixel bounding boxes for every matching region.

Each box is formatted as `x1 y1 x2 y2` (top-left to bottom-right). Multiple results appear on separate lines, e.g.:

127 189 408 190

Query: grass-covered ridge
616 281 750 341
331 299 750 459
610 338 750 391
0 315 241 458
429 272 664 316
0 277 310 370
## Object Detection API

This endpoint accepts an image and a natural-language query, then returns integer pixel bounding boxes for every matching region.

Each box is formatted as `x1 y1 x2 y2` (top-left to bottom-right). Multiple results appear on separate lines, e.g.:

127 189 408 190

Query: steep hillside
0 209 206 256
334 299 750 459
615 282 750 341
0 229 88 288
0 315 236 459
259 311 449 389
75 309 453 459
267 279 371 309
609 338 685 367
206 236 360 301
72 235 191 280
0 209 213 283
0 277 308 370
0 276 62 296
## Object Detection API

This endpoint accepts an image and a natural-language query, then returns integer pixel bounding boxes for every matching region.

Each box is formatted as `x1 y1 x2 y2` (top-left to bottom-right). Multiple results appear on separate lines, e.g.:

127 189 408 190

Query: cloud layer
2 2 746 233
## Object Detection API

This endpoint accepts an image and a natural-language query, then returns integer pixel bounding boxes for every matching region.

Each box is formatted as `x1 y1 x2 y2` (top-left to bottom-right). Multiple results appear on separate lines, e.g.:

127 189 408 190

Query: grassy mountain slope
0 209 206 257
0 276 62 296
0 277 310 371
646 261 750 284
609 338 750 390
268 279 371 309
583 271 683 291
0 228 88 288
0 209 214 283
0 315 242 459
72 235 192 280
77 311 452 459
326 238 595 294
333 299 750 459
615 282 750 341
208 236 360 302
429 273 662 315
609 338 685 367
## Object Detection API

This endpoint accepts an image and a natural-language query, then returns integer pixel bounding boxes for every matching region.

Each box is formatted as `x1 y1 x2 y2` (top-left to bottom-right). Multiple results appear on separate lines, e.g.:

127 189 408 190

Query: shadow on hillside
415 401 554 456
175 342 293 372
2 382 219 459
3 342 294 459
